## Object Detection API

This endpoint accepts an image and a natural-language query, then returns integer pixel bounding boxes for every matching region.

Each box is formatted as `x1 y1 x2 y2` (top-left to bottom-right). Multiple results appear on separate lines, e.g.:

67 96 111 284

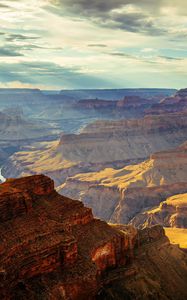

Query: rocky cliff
59 142 187 224
0 174 187 299
57 111 187 164
131 192 187 229
147 88 187 115
4 112 187 183
74 96 158 112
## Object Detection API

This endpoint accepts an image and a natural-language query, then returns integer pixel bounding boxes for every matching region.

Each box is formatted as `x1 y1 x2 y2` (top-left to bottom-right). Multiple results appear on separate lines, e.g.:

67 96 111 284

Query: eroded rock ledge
0 175 187 300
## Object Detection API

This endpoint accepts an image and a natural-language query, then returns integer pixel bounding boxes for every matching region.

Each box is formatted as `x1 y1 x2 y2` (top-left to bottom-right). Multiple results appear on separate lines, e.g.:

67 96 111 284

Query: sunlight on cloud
0 0 186 88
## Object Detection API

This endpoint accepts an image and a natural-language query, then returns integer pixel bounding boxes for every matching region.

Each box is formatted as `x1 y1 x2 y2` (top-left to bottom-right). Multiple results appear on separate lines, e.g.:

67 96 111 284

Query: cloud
0 0 186 89
0 4 9 9
87 44 107 48
97 10 164 35
0 47 23 57
109 52 134 58
51 0 160 14
5 33 40 42
158 55 182 61
51 0 187 16
49 0 186 36
0 61 112 88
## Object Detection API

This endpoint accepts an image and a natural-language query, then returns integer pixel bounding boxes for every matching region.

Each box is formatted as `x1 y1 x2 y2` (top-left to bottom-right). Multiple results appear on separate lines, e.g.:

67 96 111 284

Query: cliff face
0 175 137 299
59 142 187 224
4 112 187 183
147 88 187 115
99 226 187 300
74 96 157 111
0 174 187 300
131 193 187 229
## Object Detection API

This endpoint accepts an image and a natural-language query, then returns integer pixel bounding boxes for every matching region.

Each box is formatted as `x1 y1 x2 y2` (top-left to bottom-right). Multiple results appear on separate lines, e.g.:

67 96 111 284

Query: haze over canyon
0 84 187 299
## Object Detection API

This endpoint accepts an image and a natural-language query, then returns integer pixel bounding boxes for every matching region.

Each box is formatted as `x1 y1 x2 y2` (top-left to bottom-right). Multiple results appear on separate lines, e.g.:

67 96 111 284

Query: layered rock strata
3 112 187 184
0 175 187 299
0 175 137 299
59 142 187 224
131 193 187 229
147 88 187 115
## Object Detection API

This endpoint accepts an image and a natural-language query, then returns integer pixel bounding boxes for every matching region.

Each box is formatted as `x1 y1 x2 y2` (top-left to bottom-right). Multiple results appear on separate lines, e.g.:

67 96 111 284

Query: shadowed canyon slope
73 95 160 119
0 108 59 141
3 112 187 183
147 88 187 115
0 175 187 299
131 192 187 229
59 142 187 225
0 108 60 165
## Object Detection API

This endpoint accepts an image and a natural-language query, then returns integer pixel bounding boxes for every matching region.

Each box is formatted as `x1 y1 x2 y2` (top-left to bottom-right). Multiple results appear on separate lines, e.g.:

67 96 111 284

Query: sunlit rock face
0 174 187 300
60 142 187 224
3 112 187 229
130 193 187 229
4 111 187 182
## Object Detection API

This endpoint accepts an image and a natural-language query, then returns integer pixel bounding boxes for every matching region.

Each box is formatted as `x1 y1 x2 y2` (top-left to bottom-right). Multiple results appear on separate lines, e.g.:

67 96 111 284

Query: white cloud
0 0 186 89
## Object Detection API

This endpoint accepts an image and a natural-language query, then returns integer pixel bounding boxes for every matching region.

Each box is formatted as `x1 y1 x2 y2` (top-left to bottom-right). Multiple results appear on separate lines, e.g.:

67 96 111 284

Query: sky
0 0 187 90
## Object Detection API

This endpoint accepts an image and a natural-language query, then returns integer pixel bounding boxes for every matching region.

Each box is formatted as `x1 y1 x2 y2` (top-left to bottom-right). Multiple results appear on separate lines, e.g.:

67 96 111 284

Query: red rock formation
0 175 187 299
0 175 137 299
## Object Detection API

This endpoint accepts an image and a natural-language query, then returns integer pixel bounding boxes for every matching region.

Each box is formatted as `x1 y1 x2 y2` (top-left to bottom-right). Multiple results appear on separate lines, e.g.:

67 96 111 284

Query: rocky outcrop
0 175 54 221
0 175 187 299
0 175 137 299
131 193 187 229
75 96 157 111
59 142 187 224
4 112 187 182
99 225 187 300
48 112 187 164
147 88 187 115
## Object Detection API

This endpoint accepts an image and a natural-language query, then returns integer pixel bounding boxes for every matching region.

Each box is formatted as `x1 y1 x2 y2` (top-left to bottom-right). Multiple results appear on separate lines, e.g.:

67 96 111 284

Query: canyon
73 96 159 119
0 88 175 133
0 108 60 166
1 87 187 298
3 111 187 182
59 142 187 224
131 193 187 229
0 87 180 168
3 104 187 233
0 174 187 299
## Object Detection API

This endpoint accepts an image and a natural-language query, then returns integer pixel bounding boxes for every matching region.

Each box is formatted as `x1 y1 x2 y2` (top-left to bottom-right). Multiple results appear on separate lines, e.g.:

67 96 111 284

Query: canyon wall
3 112 187 183
0 174 187 299
60 142 187 224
